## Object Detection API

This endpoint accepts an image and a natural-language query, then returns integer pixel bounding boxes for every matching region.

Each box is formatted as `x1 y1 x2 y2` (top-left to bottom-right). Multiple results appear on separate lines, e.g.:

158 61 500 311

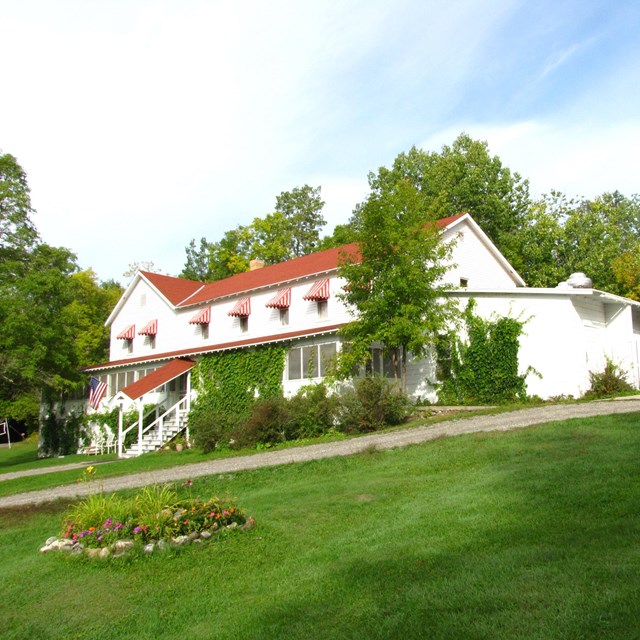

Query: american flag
88 376 108 410
0 419 7 436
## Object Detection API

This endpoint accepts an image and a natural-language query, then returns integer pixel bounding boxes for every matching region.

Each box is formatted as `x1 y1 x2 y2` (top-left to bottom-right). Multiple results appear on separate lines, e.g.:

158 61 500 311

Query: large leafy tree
0 151 120 430
347 134 530 267
181 185 326 281
337 178 458 391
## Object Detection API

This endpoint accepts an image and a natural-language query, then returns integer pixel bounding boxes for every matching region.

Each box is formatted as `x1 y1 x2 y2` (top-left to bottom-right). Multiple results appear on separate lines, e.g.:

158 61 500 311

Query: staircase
120 396 189 458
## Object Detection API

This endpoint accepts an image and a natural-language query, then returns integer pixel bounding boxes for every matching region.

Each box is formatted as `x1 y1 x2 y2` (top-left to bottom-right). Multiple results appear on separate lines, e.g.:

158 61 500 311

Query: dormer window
116 324 135 353
266 288 291 327
189 306 211 341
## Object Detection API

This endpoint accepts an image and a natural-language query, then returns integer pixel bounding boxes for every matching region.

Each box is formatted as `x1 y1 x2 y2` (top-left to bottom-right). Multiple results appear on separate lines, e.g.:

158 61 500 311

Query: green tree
349 135 531 267
181 185 326 281
337 178 458 391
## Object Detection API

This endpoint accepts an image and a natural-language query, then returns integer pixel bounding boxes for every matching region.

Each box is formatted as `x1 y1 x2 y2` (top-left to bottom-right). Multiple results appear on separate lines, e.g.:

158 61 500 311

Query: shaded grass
1 413 640 638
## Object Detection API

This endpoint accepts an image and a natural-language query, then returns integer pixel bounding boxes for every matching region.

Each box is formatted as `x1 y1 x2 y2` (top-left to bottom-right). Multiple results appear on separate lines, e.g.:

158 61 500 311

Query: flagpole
5 419 10 449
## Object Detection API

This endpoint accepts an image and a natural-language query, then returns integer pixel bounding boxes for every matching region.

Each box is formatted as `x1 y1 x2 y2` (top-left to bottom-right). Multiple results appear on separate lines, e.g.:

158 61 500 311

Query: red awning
120 358 195 400
117 324 136 340
138 319 158 336
265 288 291 309
228 297 251 317
189 306 211 325
303 278 330 300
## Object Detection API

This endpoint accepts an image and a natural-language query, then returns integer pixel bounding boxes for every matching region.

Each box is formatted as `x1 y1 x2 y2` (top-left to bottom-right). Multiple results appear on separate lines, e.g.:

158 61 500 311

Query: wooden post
117 405 123 458
138 398 143 456
185 371 191 446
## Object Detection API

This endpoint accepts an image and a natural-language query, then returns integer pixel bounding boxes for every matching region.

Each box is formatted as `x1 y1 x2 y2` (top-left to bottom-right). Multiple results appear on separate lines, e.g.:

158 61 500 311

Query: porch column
117 404 123 458
137 398 144 455
185 371 192 446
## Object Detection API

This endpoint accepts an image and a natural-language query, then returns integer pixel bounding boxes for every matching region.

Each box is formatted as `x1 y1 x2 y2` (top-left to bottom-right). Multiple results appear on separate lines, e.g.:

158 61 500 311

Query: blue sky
1 0 638 283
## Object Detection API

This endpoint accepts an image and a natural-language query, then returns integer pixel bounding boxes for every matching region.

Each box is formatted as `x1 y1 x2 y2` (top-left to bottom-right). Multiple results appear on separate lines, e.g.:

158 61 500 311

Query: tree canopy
181 185 326 281
336 177 458 390
0 151 121 430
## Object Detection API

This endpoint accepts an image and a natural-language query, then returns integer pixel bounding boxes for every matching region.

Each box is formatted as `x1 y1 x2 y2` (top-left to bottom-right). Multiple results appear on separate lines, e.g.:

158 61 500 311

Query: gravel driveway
2 398 639 509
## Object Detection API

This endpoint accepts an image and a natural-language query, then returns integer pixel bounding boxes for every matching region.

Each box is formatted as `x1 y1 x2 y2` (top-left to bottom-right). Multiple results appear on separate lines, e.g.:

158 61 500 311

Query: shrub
583 358 634 398
286 384 339 440
231 396 290 448
188 400 238 453
336 376 411 434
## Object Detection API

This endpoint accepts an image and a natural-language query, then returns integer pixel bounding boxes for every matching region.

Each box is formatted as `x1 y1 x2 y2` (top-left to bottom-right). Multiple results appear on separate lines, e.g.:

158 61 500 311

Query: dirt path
2 398 639 508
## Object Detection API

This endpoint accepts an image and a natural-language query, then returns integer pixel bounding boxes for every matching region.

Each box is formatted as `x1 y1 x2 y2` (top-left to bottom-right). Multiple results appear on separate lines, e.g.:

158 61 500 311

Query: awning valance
117 324 136 340
265 288 291 309
189 306 211 325
138 319 158 336
120 358 195 400
228 297 251 317
303 278 330 301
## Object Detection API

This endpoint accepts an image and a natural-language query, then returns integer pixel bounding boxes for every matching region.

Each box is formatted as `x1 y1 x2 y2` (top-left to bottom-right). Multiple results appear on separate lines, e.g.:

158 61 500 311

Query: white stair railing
119 396 189 458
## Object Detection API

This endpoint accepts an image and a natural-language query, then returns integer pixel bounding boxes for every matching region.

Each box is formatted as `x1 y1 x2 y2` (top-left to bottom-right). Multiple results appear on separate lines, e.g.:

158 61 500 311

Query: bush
188 400 238 453
231 396 290 449
583 358 634 398
336 376 411 434
286 384 339 440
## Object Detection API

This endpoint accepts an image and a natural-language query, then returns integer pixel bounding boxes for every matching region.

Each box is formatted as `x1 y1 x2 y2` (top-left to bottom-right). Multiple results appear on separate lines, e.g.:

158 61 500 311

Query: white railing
118 395 189 457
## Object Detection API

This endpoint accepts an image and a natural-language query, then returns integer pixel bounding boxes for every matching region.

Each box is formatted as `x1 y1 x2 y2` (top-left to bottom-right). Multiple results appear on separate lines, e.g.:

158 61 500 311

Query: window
201 324 209 340
279 308 289 326
366 347 396 378
317 299 328 319
240 316 249 333
122 338 133 354
460 277 469 288
144 335 156 350
287 342 337 380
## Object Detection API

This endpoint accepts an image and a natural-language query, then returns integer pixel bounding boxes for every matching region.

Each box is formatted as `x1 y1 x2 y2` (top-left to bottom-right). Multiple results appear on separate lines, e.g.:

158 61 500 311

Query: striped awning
265 288 291 309
228 297 251 317
138 319 158 336
303 278 330 301
189 306 211 325
116 324 136 340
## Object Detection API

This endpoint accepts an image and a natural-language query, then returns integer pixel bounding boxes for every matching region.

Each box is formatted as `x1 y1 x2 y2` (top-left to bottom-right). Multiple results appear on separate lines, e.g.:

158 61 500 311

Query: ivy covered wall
437 300 531 404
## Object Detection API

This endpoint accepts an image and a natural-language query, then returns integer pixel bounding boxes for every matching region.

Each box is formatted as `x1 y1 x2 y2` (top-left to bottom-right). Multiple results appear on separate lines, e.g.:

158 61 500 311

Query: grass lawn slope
1 413 639 639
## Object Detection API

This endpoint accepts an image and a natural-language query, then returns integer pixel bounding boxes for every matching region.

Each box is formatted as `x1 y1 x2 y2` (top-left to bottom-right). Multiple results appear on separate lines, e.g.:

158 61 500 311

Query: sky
1 0 639 284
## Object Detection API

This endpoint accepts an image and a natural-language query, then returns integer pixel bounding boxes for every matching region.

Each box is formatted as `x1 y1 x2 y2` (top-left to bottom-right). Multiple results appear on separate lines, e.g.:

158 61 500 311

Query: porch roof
120 358 195 400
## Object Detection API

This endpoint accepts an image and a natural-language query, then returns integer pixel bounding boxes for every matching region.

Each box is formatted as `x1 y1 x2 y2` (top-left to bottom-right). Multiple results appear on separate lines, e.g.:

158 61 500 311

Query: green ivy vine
190 345 287 420
436 300 532 404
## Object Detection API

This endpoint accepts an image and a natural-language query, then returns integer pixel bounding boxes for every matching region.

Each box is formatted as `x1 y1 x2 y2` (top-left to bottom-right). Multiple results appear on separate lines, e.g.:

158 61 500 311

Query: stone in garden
172 535 190 546
70 545 84 557
99 547 111 559
192 539 203 545
143 543 155 554
113 539 134 552
188 531 200 540
39 544 53 553
200 531 212 539
157 539 169 551
240 516 256 531
225 522 238 530
85 548 100 559
45 536 58 546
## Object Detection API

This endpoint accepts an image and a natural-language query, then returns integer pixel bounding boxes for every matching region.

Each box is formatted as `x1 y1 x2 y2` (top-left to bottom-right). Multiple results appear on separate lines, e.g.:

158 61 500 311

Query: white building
83 213 640 456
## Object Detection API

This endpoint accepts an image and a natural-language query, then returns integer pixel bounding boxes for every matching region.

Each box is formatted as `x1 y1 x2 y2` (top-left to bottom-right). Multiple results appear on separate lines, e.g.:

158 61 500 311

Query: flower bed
39 479 255 559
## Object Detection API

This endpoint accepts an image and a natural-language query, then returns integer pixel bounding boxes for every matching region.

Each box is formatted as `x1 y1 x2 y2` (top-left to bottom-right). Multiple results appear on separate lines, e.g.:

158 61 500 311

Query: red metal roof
141 271 204 306
120 358 196 400
84 323 346 372
138 216 462 310
180 243 360 307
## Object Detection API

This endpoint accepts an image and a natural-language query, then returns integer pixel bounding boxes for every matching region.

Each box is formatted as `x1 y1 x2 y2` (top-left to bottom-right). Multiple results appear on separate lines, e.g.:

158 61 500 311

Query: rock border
39 516 256 559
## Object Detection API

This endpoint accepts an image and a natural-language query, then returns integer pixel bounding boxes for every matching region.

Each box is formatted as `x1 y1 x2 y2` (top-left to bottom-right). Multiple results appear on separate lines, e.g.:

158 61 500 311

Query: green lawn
2 413 639 639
